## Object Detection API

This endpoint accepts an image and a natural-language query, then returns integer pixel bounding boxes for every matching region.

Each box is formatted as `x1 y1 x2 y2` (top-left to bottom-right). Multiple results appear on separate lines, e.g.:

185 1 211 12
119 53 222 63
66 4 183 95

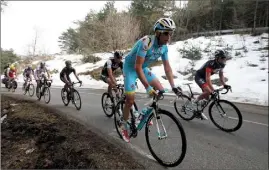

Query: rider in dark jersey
23 66 34 88
60 60 82 92
100 51 123 98
194 49 231 120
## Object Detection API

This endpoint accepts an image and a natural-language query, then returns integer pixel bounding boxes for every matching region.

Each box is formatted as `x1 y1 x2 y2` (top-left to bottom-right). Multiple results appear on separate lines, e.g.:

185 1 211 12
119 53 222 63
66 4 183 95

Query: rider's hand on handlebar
172 87 181 95
146 86 157 97
224 84 231 89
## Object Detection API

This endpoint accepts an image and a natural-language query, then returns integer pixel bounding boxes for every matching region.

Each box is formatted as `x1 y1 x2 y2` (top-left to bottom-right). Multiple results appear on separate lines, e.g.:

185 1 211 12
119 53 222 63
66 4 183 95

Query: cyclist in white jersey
34 62 51 94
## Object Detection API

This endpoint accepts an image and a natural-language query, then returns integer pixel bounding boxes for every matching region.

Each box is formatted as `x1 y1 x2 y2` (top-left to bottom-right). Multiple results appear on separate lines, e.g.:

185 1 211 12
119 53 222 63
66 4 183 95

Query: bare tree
253 0 259 34
1 0 8 12
103 12 141 51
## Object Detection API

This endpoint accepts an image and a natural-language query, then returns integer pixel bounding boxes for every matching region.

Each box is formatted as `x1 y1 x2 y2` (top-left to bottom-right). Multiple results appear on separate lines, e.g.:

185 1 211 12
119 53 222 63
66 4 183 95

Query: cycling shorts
194 73 208 91
100 75 108 83
123 63 157 94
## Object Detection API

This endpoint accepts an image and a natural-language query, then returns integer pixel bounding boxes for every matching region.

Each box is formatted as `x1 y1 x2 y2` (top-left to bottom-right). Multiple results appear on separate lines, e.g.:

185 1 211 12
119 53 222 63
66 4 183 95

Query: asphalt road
1 84 268 169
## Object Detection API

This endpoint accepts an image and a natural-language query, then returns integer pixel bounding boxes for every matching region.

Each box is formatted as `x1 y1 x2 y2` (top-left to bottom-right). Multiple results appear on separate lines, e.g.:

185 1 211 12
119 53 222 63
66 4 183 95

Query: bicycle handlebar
72 81 82 87
215 87 232 94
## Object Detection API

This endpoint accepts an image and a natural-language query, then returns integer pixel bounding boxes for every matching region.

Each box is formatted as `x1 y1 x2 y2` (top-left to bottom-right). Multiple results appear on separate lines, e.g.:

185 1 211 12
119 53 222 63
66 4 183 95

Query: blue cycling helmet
153 18 176 32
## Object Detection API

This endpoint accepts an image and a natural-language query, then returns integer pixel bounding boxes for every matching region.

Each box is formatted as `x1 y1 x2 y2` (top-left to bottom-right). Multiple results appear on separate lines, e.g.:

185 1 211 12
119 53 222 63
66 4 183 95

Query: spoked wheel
37 87 42 101
72 89 82 110
61 88 70 106
145 109 187 167
174 94 196 121
114 100 133 139
208 99 243 132
28 84 35 97
23 84 27 95
43 87 51 104
101 92 114 117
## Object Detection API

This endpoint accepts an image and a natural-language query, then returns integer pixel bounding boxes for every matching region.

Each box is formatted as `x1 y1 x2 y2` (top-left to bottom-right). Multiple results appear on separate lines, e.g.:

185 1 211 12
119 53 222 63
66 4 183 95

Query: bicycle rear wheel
72 89 82 110
101 92 114 117
145 109 187 167
174 94 196 121
208 99 243 132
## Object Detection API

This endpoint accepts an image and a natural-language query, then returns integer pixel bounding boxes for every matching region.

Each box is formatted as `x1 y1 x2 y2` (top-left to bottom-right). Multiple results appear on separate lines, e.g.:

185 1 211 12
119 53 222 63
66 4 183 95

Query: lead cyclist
121 18 181 143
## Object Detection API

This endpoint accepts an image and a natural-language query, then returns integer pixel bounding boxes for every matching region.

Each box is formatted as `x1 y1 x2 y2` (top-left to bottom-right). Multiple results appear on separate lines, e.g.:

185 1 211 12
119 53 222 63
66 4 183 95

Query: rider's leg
194 75 209 120
106 77 113 97
121 65 138 143
143 67 164 91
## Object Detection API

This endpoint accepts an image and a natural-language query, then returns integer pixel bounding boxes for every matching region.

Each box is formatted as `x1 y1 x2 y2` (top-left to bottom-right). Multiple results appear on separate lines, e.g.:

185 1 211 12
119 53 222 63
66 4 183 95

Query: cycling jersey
8 69 16 78
101 58 123 77
34 66 48 80
60 67 76 77
124 35 168 68
123 35 168 94
195 59 225 89
23 68 34 77
196 59 225 78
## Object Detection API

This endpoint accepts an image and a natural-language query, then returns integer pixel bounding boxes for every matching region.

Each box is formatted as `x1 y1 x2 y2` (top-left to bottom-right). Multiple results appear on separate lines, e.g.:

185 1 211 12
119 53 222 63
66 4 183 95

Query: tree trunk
253 0 258 34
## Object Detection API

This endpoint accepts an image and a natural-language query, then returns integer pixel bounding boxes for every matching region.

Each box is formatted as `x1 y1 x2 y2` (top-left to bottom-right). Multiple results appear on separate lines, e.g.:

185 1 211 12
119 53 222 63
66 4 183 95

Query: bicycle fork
152 110 167 140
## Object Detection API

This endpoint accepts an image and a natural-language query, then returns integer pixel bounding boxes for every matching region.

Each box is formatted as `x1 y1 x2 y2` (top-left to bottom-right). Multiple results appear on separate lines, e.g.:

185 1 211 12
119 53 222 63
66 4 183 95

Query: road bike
101 82 138 117
174 83 243 132
61 82 82 110
22 79 35 97
113 90 187 167
36 75 52 104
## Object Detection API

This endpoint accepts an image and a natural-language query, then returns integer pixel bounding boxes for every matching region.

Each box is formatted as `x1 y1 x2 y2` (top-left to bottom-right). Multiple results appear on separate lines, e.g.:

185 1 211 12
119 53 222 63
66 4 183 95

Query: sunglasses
157 30 173 36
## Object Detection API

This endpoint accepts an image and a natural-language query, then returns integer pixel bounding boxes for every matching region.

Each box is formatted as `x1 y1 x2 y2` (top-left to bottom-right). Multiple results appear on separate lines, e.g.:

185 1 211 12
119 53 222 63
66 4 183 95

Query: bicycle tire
101 92 114 117
145 109 187 167
23 84 27 95
73 89 82 110
28 84 35 97
37 87 42 101
61 88 70 106
174 94 196 121
208 99 243 132
114 100 138 139
44 87 51 104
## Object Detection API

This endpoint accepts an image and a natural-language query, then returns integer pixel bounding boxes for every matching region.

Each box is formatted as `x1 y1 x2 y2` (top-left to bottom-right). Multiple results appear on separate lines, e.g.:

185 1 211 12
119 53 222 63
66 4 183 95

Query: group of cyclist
3 17 231 143
99 18 231 143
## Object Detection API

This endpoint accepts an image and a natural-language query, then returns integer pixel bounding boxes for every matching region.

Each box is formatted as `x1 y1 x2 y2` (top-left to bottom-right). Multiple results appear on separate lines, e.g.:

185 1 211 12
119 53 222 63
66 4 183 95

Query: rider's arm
135 40 151 89
73 69 80 82
34 69 38 80
106 60 117 85
7 68 10 78
45 68 50 79
219 69 226 86
162 47 175 88
205 67 214 92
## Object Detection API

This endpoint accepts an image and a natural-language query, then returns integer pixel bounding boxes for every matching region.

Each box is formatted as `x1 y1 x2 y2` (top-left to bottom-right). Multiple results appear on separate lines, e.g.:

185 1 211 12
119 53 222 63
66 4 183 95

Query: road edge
1 93 167 170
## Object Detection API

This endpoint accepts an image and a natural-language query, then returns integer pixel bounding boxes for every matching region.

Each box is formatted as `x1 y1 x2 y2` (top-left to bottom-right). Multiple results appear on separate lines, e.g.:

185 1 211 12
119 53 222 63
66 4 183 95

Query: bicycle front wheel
145 109 187 167
208 99 243 132
101 92 113 117
28 84 35 97
73 89 82 110
43 87 51 104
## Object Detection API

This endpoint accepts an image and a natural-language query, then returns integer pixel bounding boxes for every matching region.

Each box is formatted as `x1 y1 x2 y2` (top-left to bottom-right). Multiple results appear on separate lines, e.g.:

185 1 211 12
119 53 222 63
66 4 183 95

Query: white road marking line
109 131 156 161
228 116 269 127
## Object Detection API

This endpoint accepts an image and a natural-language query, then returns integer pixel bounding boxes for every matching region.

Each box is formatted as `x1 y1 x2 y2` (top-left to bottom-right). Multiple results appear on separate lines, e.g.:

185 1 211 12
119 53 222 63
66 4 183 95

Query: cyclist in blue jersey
121 18 181 143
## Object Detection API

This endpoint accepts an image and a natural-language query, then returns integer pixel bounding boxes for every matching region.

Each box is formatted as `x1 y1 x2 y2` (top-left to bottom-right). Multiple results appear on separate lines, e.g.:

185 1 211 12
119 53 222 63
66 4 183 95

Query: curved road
1 84 268 169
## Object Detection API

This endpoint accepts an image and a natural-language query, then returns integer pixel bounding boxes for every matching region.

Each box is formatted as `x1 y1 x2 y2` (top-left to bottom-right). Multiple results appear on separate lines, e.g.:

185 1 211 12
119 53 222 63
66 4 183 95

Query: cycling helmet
114 51 123 59
215 50 227 67
65 60 72 67
10 65 15 71
215 49 227 58
153 18 176 32
40 62 45 67
27 65 32 70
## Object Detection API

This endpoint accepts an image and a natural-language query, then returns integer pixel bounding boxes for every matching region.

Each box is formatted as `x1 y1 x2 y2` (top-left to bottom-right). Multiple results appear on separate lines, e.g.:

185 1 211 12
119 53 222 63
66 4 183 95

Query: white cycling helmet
153 18 176 32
